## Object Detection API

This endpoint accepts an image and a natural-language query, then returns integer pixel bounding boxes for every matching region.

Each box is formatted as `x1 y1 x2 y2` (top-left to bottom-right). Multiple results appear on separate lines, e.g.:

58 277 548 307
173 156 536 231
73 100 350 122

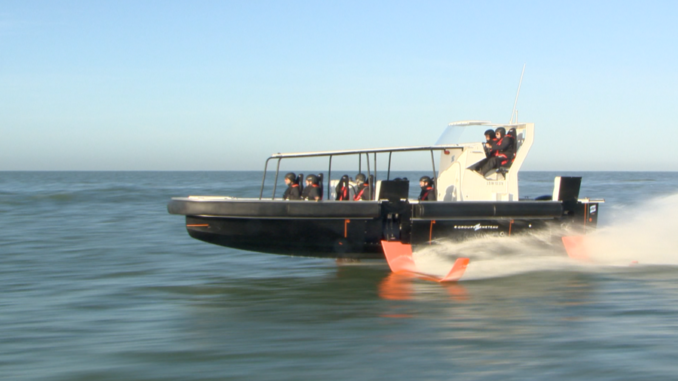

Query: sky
1 0 676 171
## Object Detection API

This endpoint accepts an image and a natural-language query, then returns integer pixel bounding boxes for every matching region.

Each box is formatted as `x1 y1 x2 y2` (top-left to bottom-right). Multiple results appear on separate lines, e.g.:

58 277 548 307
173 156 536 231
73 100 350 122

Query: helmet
306 174 319 185
495 127 506 138
419 176 432 186
284 172 296 182
355 173 366 183
484 129 496 139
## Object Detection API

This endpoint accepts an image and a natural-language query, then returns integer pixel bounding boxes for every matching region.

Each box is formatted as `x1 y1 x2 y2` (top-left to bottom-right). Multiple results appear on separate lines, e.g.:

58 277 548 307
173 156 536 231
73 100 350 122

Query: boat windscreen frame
258 144 464 200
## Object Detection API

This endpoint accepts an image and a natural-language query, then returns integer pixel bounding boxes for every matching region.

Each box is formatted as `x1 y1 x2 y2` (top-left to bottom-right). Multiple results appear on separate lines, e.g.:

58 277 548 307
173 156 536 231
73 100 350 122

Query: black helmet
284 172 296 182
495 127 506 138
306 174 319 185
355 173 366 182
419 176 432 186
484 129 496 139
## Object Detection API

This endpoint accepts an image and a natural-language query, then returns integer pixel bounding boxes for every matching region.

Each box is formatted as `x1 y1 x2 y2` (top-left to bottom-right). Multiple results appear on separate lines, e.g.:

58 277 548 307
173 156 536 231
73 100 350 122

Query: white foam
585 193 678 266
413 233 577 280
411 193 678 280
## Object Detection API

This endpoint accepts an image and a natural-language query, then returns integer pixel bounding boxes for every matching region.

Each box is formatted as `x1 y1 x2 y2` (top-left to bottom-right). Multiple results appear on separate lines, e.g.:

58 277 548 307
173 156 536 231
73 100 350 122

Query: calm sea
2 171 678 381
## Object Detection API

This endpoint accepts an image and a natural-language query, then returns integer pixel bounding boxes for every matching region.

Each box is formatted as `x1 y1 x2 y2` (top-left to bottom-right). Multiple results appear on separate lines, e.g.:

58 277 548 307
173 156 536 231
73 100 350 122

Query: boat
168 121 603 280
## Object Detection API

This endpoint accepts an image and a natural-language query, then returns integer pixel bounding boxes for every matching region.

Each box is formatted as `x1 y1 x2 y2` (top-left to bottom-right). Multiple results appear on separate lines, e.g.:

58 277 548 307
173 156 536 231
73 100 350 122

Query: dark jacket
282 184 301 200
490 134 515 166
418 186 436 201
354 183 371 201
304 185 321 201
484 138 498 158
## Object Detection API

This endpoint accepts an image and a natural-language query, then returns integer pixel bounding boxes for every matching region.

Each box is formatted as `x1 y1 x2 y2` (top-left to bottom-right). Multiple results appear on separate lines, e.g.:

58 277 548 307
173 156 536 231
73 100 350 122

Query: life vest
353 183 369 201
419 186 433 201
494 134 515 166
336 176 350 201
492 137 503 157
337 185 349 200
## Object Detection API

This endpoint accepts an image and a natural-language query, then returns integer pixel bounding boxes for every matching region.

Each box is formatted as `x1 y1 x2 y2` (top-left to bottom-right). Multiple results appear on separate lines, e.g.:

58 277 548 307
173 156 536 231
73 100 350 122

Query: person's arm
486 139 499 154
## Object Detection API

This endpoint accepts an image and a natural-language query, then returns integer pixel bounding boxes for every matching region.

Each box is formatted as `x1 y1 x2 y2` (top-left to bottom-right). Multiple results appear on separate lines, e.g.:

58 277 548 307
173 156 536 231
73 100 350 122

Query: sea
2 171 678 381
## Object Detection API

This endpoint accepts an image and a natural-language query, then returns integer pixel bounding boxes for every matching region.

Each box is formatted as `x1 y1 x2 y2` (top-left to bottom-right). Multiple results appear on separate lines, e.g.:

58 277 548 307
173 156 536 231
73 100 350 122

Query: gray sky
1 1 676 171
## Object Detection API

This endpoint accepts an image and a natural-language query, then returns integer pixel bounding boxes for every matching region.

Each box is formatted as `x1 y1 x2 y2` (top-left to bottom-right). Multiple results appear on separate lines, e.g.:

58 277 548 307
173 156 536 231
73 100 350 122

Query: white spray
412 193 678 280
584 193 678 266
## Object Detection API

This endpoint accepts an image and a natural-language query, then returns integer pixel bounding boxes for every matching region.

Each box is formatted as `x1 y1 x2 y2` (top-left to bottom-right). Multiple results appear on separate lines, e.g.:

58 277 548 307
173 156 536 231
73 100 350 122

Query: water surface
2 171 678 380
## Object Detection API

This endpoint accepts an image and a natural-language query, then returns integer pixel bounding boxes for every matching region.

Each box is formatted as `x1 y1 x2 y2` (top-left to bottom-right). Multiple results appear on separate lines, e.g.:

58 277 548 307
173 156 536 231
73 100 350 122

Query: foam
411 193 678 280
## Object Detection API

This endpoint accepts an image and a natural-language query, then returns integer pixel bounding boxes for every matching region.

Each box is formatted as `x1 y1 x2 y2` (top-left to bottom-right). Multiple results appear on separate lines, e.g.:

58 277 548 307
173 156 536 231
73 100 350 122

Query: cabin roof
447 120 524 127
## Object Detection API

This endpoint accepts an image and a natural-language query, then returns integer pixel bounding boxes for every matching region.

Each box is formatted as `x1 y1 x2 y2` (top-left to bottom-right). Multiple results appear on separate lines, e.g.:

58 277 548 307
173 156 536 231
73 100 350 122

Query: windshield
436 121 517 145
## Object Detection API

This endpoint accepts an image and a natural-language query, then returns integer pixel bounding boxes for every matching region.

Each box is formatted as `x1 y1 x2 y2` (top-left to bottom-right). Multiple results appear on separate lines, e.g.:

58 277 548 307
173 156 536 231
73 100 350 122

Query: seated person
335 175 351 201
418 176 436 201
282 172 301 200
302 174 322 201
475 127 515 176
483 129 497 157
469 129 497 173
353 173 371 201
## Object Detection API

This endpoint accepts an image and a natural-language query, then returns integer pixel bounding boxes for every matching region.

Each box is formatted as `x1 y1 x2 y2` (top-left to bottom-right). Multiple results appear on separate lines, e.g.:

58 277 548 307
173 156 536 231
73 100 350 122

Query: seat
378 179 409 202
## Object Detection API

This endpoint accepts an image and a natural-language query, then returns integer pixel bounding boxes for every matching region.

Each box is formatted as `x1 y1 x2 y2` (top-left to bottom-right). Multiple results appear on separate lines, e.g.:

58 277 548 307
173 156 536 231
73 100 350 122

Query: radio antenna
509 64 526 124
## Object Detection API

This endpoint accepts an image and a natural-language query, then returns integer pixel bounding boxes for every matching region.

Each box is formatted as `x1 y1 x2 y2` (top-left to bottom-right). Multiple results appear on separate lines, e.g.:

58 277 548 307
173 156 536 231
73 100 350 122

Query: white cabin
434 121 533 202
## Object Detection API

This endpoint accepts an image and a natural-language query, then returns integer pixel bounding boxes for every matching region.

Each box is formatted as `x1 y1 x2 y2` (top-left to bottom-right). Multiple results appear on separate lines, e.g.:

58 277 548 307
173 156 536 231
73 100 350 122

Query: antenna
509 64 526 124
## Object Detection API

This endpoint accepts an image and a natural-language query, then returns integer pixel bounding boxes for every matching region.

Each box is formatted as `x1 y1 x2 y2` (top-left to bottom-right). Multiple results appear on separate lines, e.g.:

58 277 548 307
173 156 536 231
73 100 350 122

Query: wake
412 193 678 280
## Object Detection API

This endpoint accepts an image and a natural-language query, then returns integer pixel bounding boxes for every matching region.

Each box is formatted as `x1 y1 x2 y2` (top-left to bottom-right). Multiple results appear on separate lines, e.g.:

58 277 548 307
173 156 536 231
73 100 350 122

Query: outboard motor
378 179 411 242
552 176 590 231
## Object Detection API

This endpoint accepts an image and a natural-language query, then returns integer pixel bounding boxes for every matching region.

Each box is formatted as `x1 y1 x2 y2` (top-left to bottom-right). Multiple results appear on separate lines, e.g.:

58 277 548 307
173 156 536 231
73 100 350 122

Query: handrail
259 157 272 200
387 152 392 180
365 152 371 200
327 155 333 200
430 150 437 197
271 158 281 200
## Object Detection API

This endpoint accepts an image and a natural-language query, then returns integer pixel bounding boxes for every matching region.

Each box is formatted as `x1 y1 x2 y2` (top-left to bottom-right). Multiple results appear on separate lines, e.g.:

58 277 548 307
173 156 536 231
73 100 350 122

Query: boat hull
169 199 599 259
